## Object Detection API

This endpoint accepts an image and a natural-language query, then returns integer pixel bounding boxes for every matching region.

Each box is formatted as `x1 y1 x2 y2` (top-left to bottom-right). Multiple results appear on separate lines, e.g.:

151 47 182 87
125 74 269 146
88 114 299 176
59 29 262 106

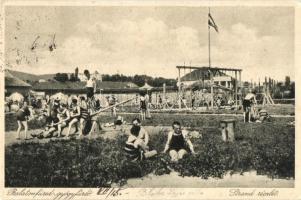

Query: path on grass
5 125 172 146
116 112 295 118
124 171 294 188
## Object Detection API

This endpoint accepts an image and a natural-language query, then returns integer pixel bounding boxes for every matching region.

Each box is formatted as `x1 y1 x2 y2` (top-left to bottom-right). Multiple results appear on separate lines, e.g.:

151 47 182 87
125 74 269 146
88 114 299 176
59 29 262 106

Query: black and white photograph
1 1 299 197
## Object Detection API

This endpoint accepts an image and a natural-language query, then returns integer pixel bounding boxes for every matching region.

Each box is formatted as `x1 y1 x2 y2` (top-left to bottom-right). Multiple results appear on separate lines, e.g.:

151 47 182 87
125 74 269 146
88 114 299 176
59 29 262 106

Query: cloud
7 17 293 81
72 19 294 81
211 23 294 81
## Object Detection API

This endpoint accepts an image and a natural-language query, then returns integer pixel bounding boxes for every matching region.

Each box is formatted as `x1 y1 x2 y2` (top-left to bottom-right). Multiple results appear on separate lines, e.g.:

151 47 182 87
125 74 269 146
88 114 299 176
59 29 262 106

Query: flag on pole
208 13 219 33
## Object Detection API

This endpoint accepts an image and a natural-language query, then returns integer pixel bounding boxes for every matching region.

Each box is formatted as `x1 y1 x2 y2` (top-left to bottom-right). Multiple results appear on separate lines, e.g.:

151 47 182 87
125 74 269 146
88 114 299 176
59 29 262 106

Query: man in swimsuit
87 98 102 138
84 70 96 99
57 103 71 137
124 122 157 162
131 118 149 146
163 121 196 162
66 98 81 137
139 93 147 121
243 89 257 123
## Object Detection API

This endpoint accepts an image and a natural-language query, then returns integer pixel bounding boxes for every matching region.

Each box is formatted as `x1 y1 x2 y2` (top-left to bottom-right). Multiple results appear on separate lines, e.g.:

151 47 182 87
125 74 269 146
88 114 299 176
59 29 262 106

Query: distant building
213 76 233 89
78 70 102 82
180 68 236 89
93 70 102 81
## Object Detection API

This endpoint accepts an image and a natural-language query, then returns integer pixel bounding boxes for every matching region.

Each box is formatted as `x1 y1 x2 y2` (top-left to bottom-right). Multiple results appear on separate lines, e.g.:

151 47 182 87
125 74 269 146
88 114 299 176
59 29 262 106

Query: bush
6 120 294 187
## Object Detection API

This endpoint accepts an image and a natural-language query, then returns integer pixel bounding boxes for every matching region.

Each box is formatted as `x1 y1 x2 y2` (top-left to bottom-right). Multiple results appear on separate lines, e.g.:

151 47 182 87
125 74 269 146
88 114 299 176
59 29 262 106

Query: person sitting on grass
130 118 149 146
57 103 71 137
31 102 61 139
163 121 196 162
66 98 81 137
124 123 157 162
16 101 31 140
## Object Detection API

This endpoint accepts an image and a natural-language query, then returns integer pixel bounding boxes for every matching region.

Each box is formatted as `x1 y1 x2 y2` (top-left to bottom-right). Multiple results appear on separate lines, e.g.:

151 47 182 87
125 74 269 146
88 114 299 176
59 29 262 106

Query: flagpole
208 8 211 68
208 7 214 110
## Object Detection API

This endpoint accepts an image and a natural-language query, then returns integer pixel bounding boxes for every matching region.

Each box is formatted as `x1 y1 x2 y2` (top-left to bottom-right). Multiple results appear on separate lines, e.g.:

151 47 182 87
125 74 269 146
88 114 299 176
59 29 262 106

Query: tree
54 73 69 82
99 73 177 87
75 67 79 80
69 73 77 82
285 76 290 88
290 82 295 98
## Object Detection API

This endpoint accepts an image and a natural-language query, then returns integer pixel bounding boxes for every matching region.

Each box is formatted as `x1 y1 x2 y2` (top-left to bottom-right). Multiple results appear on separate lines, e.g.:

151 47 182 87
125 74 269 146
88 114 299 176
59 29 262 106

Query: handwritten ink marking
97 187 125 199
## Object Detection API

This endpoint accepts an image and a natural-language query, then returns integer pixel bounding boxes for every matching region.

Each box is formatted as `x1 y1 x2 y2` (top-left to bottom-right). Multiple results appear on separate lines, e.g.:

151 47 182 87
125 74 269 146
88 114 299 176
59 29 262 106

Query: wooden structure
176 66 242 109
261 76 274 105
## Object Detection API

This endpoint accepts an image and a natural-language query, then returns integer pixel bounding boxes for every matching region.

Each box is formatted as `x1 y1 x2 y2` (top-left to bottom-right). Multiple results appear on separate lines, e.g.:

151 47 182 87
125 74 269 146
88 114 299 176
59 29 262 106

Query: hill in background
8 70 56 83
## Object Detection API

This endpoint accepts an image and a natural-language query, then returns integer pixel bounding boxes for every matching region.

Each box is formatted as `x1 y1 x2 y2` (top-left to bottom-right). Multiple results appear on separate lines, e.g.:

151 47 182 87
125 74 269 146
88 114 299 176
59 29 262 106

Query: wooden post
178 68 181 109
265 77 267 95
163 83 166 101
239 71 242 105
210 69 214 110
267 77 270 96
235 71 238 108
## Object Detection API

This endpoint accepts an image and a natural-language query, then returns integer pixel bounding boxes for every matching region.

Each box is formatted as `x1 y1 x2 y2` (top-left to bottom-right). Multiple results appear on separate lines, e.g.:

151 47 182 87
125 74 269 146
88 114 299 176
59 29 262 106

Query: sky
4 6 294 82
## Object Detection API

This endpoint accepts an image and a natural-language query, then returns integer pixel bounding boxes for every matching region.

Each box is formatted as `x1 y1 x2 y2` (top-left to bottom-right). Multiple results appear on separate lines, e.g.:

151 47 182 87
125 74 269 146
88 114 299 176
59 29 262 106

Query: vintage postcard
0 0 300 199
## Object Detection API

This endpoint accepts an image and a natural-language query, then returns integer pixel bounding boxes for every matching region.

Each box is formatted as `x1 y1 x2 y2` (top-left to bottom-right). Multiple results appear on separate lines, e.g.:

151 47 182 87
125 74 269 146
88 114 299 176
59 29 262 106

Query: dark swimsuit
16 107 30 121
140 99 147 111
169 132 188 152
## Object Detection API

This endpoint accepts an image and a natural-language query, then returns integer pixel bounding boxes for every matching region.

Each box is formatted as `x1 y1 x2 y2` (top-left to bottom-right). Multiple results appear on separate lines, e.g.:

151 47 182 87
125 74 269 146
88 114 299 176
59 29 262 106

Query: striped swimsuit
80 107 89 120
124 139 144 161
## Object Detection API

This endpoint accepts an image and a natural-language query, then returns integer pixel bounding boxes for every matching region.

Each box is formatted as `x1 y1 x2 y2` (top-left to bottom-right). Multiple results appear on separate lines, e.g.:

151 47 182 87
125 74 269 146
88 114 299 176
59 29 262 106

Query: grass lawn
5 112 294 187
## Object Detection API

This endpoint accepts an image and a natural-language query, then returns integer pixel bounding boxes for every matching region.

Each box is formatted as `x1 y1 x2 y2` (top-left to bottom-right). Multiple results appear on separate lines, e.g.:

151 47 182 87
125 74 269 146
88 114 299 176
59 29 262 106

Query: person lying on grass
163 121 196 162
254 108 270 123
16 101 31 140
124 123 157 162
114 115 125 131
